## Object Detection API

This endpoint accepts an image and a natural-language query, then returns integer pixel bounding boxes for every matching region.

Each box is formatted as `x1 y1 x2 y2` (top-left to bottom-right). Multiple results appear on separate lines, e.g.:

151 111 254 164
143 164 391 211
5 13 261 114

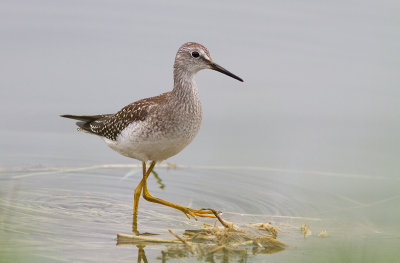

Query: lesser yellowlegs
61 42 243 227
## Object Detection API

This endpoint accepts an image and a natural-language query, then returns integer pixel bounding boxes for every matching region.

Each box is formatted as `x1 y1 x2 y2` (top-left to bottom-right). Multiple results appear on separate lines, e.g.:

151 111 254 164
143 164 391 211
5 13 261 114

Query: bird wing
76 92 169 141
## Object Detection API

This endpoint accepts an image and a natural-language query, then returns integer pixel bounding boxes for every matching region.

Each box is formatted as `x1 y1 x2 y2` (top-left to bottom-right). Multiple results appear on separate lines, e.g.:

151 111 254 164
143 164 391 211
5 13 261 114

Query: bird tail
60 114 109 133
60 114 106 122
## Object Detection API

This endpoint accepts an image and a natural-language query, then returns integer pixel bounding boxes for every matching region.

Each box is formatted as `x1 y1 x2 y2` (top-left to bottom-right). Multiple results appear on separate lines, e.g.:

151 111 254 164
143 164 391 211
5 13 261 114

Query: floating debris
166 162 177 168
117 212 286 262
300 224 312 238
252 222 279 239
318 230 328 238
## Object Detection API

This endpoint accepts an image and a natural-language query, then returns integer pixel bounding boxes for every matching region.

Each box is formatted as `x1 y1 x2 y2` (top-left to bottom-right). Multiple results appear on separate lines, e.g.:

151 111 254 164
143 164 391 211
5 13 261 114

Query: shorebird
61 42 243 227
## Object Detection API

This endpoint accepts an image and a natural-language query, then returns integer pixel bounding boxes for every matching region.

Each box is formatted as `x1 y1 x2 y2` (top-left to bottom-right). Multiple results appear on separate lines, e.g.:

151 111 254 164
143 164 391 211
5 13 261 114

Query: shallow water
1 0 400 262
1 164 399 262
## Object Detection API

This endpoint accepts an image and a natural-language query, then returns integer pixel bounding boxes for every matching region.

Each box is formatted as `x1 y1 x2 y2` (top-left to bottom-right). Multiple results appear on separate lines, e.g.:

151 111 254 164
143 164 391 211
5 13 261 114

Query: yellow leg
141 161 216 219
132 162 147 234
133 162 147 216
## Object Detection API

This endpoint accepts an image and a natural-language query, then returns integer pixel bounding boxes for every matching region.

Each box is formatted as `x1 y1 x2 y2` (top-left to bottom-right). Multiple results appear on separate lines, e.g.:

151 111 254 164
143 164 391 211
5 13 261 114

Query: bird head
174 42 243 82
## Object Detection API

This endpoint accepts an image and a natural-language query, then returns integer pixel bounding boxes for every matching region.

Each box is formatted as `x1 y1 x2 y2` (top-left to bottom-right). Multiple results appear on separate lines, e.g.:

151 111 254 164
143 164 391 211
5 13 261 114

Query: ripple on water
157 167 318 218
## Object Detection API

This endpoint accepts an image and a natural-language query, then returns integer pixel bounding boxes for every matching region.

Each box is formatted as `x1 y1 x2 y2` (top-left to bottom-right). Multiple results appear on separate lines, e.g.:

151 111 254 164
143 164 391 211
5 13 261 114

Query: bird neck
172 66 200 103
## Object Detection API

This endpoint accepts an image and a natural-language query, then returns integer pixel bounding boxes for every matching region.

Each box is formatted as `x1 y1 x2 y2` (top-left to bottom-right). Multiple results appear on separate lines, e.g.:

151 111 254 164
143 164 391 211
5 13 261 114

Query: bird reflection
127 242 284 263
137 245 148 263
151 170 166 189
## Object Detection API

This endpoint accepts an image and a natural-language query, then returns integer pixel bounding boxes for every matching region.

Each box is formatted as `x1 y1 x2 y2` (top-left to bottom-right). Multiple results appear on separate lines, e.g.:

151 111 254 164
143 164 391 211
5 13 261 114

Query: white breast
103 106 201 162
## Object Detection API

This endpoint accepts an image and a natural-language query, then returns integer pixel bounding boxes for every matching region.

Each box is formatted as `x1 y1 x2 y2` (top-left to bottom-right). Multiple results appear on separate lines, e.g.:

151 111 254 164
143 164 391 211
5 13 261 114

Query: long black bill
210 62 243 82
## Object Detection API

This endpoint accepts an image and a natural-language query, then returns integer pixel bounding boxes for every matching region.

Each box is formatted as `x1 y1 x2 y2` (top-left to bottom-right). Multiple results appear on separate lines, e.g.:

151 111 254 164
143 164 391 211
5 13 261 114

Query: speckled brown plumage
66 93 170 141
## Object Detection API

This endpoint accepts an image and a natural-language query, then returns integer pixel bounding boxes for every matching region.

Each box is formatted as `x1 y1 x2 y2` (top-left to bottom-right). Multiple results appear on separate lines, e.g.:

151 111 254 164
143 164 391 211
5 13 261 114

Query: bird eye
191 51 200 58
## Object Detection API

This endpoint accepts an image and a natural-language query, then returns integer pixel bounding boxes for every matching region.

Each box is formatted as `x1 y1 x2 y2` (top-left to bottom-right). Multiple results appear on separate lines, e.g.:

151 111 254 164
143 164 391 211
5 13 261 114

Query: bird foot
181 208 217 220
